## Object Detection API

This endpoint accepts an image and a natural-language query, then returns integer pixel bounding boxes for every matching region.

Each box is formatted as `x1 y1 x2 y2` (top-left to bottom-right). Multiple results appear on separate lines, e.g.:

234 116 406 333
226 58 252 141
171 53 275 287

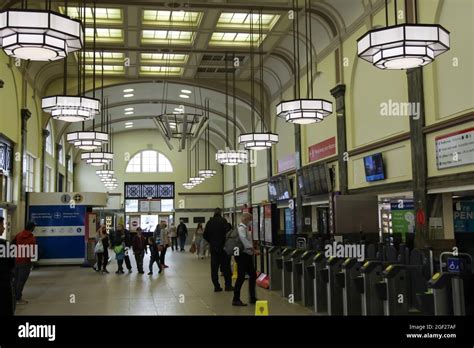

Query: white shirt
237 223 253 255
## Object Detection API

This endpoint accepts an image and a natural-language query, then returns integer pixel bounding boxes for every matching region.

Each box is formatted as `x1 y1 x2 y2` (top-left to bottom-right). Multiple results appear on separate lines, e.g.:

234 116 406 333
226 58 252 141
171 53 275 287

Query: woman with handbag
95 225 109 274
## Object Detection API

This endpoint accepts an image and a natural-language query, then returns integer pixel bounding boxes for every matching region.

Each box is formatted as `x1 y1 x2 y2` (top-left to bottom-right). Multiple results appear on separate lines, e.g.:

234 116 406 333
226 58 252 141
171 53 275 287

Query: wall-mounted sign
436 128 474 169
454 201 474 233
277 154 296 173
309 137 336 163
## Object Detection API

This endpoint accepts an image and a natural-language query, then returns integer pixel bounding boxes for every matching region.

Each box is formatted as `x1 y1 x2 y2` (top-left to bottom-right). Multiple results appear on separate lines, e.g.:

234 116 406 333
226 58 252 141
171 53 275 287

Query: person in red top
12 221 37 305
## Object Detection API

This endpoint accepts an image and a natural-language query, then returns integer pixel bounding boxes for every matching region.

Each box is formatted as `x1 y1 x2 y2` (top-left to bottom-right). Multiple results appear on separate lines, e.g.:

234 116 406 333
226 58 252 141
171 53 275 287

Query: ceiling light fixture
81 151 113 166
216 149 248 166
123 88 134 93
179 94 190 99
181 89 192 94
357 0 449 70
239 10 278 150
0 2 83 61
199 100 216 178
276 0 332 125
96 169 114 178
124 107 134 111
125 111 134 115
123 93 134 98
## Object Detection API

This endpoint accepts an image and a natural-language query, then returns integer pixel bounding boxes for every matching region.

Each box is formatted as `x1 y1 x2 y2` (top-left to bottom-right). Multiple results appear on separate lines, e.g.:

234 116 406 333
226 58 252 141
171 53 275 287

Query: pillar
330 84 348 195
55 142 62 192
40 129 50 192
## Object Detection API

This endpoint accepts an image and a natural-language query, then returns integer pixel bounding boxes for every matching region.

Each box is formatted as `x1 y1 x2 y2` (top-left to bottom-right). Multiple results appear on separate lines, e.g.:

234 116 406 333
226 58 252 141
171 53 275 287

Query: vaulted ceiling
1 0 384 149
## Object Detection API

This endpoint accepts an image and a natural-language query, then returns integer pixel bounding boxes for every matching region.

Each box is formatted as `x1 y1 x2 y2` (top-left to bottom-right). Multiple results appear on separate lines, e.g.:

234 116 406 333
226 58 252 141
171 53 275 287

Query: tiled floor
15 249 313 316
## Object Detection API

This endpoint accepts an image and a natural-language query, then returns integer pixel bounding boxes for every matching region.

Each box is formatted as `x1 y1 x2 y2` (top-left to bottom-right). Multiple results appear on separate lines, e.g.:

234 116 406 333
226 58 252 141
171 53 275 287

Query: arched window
45 122 53 156
126 150 173 173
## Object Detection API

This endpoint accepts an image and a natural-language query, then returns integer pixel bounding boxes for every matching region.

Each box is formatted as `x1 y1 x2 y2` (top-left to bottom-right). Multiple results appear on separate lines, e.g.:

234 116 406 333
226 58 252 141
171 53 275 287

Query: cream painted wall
252 183 269 204
348 141 413 190
74 129 222 210
426 122 474 178
302 52 338 165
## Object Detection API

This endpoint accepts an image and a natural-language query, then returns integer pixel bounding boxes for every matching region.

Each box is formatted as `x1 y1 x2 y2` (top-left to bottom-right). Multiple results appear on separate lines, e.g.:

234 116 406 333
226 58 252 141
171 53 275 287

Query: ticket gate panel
360 261 384 316
312 253 328 314
298 251 316 307
268 247 282 291
341 258 362 316
325 257 344 316
381 264 409 316
289 249 305 302
280 248 295 298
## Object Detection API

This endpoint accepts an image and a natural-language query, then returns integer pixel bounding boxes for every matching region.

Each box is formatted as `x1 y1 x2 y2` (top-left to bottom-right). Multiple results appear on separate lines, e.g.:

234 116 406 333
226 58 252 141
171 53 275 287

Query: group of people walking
93 209 259 307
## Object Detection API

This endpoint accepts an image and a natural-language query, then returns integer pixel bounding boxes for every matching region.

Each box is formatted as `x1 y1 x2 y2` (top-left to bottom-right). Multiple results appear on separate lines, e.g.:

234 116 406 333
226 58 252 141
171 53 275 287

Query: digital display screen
364 153 385 182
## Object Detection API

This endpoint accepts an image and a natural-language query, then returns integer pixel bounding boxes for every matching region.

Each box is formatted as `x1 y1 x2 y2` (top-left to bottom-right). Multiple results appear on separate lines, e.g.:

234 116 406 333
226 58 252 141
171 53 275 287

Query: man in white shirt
232 212 258 306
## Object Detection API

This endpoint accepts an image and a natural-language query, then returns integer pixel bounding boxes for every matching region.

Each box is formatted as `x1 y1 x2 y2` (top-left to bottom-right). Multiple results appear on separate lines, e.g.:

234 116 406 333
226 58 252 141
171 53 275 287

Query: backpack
224 228 244 256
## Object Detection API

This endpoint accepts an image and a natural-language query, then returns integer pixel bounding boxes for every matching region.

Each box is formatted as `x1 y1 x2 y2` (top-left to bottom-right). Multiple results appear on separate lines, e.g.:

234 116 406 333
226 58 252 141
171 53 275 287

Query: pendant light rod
259 9 265 132
232 53 237 147
92 0 97 131
250 9 255 134
225 51 229 147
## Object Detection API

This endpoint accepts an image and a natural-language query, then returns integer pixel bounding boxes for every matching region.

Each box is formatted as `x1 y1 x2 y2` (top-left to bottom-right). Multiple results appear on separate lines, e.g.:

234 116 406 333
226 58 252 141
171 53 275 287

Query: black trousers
160 246 167 265
0 280 15 316
124 248 132 270
149 255 162 273
14 263 31 301
233 253 257 302
97 249 109 271
210 250 232 289
171 237 178 251
134 251 145 272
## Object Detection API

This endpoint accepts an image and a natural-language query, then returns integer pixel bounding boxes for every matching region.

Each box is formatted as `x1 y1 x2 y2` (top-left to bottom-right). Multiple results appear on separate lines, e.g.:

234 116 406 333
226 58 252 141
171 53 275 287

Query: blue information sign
447 258 461 273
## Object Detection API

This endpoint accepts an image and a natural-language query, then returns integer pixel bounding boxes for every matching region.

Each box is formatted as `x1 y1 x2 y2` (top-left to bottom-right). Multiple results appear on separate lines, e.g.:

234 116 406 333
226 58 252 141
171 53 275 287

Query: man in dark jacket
177 220 188 252
0 217 15 315
132 228 147 274
203 208 233 292
115 224 133 273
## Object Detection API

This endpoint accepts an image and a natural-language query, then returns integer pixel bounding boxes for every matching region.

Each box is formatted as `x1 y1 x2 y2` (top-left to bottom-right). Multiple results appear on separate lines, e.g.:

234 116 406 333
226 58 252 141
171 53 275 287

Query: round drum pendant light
81 151 113 166
67 131 108 150
357 24 450 70
238 132 279 151
0 9 83 61
42 96 100 122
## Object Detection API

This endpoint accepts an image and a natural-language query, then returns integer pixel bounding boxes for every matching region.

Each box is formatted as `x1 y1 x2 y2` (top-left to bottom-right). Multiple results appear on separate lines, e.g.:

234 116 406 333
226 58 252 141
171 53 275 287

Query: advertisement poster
284 208 294 235
252 206 260 241
390 201 415 240
29 205 86 261
454 201 474 233
277 153 296 173
435 128 474 169
264 204 272 244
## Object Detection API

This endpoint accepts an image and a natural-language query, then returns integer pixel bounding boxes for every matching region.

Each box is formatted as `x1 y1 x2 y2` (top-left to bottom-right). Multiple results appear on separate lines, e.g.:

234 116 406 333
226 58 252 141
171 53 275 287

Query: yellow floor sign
255 300 269 316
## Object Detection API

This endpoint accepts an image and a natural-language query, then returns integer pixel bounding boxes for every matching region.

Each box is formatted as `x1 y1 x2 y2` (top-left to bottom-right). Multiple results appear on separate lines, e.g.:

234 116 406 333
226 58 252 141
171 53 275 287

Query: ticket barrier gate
285 249 305 302
427 252 473 315
337 258 362 316
308 252 328 314
357 260 384 315
375 264 409 315
295 250 317 307
268 246 282 291
277 248 295 298
320 257 344 315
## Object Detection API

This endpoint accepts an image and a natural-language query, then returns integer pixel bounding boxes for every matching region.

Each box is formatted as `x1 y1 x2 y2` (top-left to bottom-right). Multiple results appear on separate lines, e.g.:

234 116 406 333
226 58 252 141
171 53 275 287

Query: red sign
309 137 336 162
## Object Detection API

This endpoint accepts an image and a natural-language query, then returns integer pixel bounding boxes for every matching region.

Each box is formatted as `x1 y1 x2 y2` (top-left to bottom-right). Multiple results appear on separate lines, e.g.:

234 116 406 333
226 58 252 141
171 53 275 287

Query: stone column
20 109 31 201
330 84 348 194
55 142 62 192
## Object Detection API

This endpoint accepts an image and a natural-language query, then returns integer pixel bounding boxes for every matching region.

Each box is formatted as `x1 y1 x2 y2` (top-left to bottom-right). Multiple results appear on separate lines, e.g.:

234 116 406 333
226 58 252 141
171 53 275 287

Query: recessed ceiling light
124 107 134 111
125 111 134 115
125 125 134 128
174 107 184 112
124 94 134 98
123 88 134 93
179 94 190 99
181 89 192 94
125 122 133 126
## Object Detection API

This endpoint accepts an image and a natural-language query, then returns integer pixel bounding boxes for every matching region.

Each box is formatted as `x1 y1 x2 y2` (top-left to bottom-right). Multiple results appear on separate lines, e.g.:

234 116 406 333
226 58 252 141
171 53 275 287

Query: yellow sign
232 262 238 280
255 300 269 316
432 272 440 281
385 265 393 272
363 261 370 268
